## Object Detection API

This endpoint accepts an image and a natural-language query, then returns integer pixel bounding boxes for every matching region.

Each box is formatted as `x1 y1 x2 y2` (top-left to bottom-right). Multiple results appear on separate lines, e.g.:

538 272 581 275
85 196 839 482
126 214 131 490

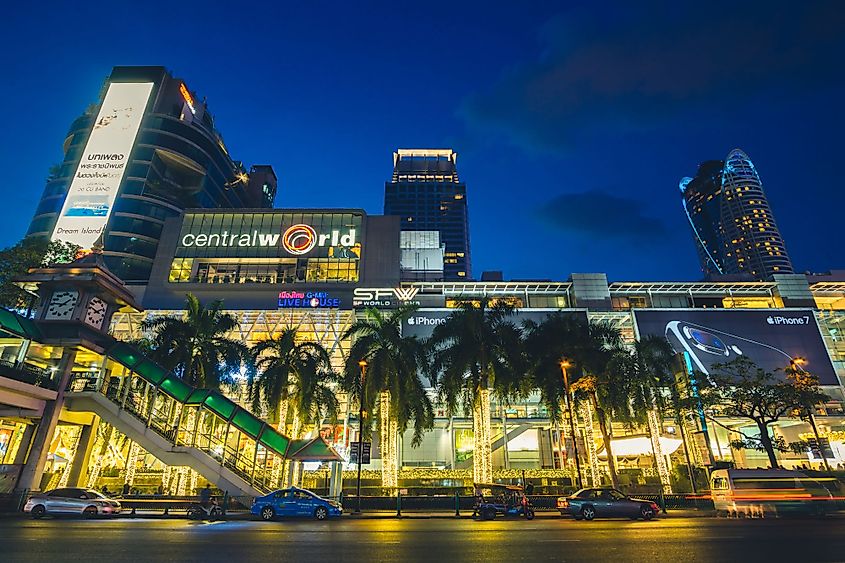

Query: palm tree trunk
591 392 619 489
473 387 493 484
86 425 115 488
579 399 601 487
807 411 831 472
379 391 399 492
647 409 672 494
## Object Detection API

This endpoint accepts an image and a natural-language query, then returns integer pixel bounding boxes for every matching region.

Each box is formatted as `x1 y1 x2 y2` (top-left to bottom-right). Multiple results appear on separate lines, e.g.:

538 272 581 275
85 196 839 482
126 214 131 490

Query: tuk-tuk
472 483 535 520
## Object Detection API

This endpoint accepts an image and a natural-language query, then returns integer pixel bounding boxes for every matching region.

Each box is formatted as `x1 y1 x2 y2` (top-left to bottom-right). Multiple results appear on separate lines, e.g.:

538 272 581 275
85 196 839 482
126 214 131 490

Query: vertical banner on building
51 81 154 249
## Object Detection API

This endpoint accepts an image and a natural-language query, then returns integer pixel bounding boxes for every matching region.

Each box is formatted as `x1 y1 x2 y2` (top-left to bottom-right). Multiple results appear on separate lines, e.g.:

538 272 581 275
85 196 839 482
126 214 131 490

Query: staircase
63 343 291 498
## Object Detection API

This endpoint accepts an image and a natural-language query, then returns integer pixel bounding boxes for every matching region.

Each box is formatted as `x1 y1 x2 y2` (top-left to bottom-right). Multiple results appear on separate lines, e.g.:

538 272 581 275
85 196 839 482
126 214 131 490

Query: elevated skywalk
64 342 292 498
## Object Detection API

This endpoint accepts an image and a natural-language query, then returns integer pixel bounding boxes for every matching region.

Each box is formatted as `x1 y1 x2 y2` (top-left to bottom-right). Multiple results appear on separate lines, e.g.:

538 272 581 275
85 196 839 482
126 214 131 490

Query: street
2 515 844 562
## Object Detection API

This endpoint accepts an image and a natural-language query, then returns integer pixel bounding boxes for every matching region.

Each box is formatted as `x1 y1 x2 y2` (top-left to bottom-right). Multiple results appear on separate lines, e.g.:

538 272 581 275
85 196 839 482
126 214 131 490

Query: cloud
461 1 845 151
536 190 669 240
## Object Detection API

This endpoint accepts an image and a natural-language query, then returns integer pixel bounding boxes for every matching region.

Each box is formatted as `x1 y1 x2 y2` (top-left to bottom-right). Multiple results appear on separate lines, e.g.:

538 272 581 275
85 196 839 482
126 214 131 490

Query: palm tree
248 329 332 432
610 334 678 493
342 306 434 490
428 298 521 484
524 313 625 488
142 294 251 390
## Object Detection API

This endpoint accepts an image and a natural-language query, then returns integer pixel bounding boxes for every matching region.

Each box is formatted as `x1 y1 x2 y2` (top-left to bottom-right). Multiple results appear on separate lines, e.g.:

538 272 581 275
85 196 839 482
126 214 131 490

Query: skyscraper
384 149 471 280
681 149 793 279
27 66 275 284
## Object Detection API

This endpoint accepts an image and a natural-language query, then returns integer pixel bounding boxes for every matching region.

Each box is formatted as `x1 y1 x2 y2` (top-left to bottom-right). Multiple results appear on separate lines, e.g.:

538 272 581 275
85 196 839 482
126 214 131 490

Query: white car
24 487 122 518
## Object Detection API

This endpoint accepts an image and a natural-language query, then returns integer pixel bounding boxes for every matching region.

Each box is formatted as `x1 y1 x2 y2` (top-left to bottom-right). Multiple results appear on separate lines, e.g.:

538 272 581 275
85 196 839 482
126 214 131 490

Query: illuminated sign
179 82 196 115
278 291 341 308
52 82 153 249
353 287 420 308
180 226 357 252
282 224 317 255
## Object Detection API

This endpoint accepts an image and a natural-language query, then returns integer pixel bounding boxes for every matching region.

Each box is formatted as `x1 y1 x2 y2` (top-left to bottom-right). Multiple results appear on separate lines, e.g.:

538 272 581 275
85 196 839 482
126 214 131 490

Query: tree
609 334 678 492
696 356 809 468
0 237 79 309
141 294 251 390
428 298 522 484
785 363 830 470
342 306 433 489
248 329 334 433
524 313 624 487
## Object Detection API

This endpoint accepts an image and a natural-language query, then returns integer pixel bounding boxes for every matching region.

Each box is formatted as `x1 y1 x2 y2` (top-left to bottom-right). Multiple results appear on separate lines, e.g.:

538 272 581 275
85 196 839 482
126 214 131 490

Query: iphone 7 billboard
633 309 837 385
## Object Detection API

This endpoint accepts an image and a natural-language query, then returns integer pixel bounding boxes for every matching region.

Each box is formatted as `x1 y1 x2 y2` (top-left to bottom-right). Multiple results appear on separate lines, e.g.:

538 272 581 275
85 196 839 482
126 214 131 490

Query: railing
68 374 278 494
0 358 56 390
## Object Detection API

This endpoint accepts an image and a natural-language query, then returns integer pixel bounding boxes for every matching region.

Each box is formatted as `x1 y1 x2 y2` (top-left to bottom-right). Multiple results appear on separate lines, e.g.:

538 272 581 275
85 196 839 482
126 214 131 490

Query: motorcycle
187 498 224 520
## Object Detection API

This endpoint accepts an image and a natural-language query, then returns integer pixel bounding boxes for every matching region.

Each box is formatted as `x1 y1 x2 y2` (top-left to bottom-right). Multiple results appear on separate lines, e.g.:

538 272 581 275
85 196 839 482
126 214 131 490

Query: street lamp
560 360 583 489
354 359 367 514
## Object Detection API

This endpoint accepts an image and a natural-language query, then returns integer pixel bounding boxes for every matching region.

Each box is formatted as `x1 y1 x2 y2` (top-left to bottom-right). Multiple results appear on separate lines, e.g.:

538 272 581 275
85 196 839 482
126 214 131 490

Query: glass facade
168 211 363 285
27 66 273 284
384 150 471 280
681 149 793 279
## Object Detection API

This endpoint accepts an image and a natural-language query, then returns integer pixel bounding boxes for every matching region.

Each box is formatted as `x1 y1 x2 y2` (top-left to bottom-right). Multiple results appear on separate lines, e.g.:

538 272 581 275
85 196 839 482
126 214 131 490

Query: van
710 469 834 517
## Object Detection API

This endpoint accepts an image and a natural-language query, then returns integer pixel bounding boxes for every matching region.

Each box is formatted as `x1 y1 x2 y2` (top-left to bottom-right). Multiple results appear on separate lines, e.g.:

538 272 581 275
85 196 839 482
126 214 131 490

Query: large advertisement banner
402 308 589 340
52 81 154 249
633 309 837 385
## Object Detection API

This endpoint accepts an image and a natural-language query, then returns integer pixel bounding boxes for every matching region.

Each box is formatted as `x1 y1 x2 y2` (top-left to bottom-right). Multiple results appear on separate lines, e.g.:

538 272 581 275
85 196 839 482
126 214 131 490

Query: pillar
16 349 77 492
12 423 36 465
67 416 99 487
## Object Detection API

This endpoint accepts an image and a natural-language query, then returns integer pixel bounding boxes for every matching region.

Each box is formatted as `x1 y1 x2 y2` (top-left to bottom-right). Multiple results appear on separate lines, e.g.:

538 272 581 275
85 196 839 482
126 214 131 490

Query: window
169 258 194 282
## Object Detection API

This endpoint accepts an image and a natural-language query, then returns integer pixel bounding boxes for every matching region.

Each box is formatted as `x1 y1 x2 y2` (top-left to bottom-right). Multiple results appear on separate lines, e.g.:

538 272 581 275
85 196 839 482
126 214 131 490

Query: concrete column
12 423 36 465
16 349 77 492
67 416 99 487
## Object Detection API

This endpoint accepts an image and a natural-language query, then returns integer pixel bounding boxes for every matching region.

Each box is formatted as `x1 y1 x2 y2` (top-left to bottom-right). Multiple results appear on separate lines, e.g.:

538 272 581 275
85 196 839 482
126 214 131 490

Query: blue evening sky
2 1 843 281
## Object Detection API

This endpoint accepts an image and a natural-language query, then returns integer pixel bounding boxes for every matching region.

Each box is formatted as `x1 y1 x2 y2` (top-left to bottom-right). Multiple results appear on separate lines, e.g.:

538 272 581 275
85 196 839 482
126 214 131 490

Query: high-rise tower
384 149 471 280
27 66 275 284
681 149 793 279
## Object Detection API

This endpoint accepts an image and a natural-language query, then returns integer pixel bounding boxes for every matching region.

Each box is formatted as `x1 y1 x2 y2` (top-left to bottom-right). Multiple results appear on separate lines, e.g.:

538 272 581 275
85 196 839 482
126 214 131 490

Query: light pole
354 359 367 514
791 357 831 472
560 360 583 489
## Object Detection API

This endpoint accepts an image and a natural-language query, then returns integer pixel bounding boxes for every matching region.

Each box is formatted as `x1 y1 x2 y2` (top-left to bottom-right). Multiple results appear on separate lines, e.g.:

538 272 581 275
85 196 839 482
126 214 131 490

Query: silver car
24 487 122 518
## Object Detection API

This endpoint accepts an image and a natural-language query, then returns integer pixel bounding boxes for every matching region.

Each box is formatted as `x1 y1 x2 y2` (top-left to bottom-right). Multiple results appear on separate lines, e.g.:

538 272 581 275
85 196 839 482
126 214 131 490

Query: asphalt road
2 515 844 563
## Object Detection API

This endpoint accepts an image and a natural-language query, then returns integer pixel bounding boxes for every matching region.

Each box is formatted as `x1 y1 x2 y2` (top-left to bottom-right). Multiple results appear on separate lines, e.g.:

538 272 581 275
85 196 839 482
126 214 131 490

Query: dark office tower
27 66 275 284
244 165 278 207
384 149 471 280
681 148 793 279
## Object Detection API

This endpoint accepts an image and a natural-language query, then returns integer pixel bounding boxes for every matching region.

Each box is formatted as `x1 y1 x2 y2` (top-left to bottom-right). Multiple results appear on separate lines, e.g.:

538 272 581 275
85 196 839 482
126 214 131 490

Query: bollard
396 492 402 517
455 492 460 517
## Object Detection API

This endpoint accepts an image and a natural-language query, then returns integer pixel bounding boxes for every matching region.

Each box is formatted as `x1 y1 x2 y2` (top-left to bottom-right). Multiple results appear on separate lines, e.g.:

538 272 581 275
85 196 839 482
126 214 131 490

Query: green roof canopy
0 308 43 340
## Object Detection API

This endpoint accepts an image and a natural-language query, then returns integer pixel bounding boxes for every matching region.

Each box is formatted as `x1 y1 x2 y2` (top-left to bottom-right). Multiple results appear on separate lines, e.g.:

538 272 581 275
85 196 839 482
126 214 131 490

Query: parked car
251 487 342 521
24 487 122 518
710 468 835 517
557 488 659 521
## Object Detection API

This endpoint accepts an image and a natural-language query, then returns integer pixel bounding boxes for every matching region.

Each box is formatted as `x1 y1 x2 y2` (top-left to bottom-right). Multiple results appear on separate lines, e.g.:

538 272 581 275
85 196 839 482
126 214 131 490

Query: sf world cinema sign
52 82 154 250
352 287 420 308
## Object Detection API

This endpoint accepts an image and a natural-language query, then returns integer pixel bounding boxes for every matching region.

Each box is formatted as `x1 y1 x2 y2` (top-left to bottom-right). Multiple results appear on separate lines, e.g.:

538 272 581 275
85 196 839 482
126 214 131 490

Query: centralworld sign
174 211 363 260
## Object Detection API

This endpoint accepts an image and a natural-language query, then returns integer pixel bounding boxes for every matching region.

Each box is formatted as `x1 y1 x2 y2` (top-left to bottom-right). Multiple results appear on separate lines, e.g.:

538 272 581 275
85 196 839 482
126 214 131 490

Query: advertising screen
633 309 837 385
52 82 154 249
402 308 589 340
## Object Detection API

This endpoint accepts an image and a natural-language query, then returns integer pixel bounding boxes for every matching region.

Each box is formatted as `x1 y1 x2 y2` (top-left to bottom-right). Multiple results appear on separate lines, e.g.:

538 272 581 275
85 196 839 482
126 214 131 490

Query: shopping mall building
3 205 844 496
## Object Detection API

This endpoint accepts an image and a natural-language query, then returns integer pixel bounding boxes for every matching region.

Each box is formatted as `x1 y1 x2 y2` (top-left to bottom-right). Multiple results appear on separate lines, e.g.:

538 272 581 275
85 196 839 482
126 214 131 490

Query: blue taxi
251 487 342 521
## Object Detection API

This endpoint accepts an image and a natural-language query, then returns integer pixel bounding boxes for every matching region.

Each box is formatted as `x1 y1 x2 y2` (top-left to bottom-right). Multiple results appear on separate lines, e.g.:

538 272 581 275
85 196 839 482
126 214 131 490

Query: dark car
251 487 342 521
557 488 660 521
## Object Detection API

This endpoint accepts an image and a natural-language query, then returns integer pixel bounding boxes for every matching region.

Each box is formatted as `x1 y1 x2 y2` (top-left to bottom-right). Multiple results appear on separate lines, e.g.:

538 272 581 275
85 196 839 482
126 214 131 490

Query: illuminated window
169 258 193 282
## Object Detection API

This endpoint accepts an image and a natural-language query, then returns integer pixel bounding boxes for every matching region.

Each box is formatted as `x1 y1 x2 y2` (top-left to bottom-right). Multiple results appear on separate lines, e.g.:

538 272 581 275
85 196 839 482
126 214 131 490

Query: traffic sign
349 441 371 464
